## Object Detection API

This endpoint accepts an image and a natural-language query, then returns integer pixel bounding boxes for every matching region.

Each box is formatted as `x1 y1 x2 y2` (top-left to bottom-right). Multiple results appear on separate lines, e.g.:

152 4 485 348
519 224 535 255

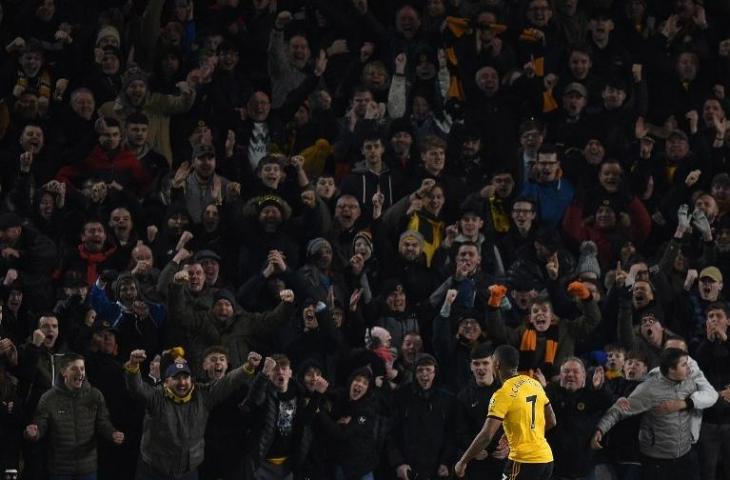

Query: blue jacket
521 178 575 228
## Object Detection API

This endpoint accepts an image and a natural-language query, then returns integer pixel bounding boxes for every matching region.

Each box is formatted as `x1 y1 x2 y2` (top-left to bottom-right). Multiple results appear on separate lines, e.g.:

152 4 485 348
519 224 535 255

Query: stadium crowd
1 0 730 479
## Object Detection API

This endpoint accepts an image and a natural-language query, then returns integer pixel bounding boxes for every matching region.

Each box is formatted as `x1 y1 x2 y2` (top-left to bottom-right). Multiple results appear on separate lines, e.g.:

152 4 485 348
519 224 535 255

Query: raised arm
124 350 156 403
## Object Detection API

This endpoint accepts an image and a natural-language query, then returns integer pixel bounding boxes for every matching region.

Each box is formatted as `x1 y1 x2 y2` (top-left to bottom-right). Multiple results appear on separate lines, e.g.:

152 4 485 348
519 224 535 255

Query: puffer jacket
33 379 116 475
596 370 718 459
125 363 254 476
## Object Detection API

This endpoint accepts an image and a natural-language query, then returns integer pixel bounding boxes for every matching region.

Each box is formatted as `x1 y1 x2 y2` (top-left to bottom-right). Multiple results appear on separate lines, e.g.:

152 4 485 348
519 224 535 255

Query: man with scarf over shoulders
124 347 260 480
486 282 601 380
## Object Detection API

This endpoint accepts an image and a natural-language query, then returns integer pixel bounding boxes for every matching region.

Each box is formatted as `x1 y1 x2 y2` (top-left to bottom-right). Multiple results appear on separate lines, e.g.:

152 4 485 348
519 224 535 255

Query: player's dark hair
494 344 520 371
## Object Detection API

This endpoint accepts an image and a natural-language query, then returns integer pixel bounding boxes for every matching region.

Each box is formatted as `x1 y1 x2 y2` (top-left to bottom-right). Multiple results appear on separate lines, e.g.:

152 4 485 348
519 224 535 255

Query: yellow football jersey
487 374 553 463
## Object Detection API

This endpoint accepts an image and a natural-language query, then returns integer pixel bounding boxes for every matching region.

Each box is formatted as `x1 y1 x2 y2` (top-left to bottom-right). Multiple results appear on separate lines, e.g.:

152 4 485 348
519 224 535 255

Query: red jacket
56 145 151 193
562 197 652 268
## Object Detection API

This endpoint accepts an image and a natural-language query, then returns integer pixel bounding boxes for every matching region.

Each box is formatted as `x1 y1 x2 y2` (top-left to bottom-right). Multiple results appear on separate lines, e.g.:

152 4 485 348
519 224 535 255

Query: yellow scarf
164 385 194 404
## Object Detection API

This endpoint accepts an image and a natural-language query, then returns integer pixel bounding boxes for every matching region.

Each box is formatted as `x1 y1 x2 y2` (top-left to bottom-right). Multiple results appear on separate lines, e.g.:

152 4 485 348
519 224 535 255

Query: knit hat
576 241 601 279
353 231 373 255
213 289 236 308
122 65 149 90
96 25 120 47
399 230 424 246
161 347 192 379
389 117 414 139
306 237 332 258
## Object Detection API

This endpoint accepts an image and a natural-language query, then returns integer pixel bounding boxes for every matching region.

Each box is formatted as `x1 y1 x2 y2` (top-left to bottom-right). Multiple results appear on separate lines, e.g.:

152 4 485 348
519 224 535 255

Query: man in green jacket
25 353 124 480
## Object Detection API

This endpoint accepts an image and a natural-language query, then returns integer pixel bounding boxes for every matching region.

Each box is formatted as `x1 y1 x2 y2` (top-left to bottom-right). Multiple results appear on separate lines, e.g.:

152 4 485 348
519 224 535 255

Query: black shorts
502 460 553 480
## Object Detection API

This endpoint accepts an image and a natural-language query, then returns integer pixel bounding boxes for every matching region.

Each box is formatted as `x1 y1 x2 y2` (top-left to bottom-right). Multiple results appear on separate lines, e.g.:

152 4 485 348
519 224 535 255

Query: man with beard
124 348 260 480
380 231 439 310
388 354 455 480
62 219 127 287
171 143 232 224
486 281 601 379
455 344 508 480
237 195 306 282
545 358 613 480
122 112 168 193
24 354 124 480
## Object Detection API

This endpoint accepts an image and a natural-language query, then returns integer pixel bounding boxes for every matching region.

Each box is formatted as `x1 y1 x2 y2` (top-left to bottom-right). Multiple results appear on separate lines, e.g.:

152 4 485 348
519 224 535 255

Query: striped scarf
519 321 559 377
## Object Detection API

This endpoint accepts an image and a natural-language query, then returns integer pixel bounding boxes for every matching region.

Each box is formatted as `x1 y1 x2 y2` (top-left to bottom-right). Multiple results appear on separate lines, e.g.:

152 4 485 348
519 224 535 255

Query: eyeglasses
512 209 534 214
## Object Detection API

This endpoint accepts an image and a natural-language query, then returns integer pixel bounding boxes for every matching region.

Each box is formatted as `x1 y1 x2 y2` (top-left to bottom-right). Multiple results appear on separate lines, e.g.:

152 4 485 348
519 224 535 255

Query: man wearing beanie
455 343 507 480
387 353 455 480
168 269 296 374
299 237 347 304
124 347 262 479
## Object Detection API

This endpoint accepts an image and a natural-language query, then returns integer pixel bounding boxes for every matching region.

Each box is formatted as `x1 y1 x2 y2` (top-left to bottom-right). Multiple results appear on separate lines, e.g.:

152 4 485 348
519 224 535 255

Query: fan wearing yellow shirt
455 344 556 479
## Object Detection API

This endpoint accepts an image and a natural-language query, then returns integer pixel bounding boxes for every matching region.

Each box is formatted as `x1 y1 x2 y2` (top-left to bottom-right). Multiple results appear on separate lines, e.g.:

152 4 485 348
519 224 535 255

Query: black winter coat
545 384 613 477
319 394 379 479
387 384 456 477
